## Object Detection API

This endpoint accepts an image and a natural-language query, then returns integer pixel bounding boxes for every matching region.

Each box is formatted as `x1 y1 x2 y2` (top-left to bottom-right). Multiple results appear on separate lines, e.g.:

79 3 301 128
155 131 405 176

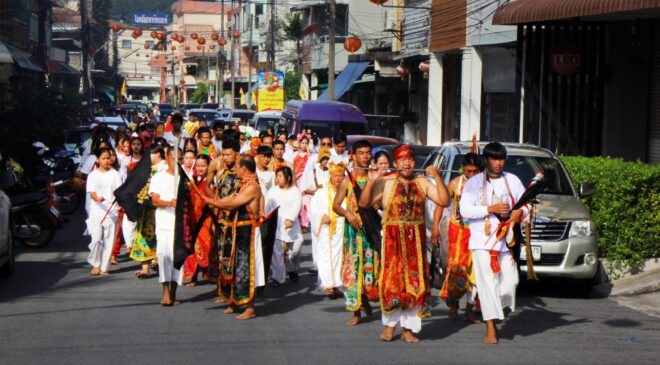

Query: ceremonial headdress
317 147 332 163
297 133 312 142
393 145 415 160
329 161 346 176
249 137 261 148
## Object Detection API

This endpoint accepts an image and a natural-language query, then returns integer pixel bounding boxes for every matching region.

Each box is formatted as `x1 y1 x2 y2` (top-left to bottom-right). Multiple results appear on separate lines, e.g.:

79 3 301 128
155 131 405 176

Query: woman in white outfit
85 147 122 276
265 166 303 285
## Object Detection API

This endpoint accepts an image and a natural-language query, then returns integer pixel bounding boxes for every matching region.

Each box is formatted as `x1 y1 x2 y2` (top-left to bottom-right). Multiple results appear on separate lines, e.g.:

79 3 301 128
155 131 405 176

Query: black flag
173 167 196 270
114 155 151 222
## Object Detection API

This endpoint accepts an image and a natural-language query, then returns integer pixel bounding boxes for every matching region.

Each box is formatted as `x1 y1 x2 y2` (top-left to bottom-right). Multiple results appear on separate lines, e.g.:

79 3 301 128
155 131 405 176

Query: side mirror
578 182 595 198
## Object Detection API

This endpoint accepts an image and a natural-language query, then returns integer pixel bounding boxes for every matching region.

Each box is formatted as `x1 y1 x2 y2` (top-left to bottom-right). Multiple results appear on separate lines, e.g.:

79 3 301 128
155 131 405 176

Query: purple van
280 100 368 136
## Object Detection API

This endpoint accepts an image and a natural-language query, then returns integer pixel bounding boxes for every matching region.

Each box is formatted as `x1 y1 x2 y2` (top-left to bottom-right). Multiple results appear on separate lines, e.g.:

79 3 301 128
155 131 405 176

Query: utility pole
229 0 236 109
269 0 275 70
327 0 336 101
81 0 94 113
218 0 226 107
248 13 253 96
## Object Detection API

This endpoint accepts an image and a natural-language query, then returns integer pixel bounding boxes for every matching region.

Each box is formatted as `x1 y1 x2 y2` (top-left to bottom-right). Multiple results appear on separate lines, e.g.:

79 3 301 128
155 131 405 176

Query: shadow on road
0 261 69 301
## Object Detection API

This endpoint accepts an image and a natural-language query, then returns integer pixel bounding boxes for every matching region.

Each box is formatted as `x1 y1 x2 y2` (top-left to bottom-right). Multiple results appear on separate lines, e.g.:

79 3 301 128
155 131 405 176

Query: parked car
186 109 219 123
280 100 368 136
0 188 14 276
424 141 599 287
202 103 219 109
94 116 130 131
64 126 92 165
156 103 174 116
253 111 282 132
177 103 200 113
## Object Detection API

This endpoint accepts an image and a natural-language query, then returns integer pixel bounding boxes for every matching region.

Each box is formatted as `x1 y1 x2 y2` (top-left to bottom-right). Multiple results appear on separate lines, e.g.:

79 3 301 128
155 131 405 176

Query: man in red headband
359 144 450 343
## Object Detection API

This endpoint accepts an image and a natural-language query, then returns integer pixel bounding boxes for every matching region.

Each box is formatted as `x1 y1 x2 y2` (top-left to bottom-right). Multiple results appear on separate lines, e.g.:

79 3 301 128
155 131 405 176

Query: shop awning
317 61 370 101
7 45 45 72
46 60 79 75
493 0 660 25
0 42 13 64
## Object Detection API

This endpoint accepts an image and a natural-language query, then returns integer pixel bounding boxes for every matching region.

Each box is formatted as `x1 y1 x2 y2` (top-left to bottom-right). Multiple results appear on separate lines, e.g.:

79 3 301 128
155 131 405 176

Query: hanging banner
256 71 284 112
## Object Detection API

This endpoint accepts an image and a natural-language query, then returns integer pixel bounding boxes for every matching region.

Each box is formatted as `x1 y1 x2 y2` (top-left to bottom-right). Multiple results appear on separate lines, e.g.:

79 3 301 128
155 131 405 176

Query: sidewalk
599 259 660 318
609 264 660 297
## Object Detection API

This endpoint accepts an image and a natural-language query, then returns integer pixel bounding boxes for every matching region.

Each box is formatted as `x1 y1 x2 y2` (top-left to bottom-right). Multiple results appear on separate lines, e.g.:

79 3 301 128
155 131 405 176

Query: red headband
393 145 414 160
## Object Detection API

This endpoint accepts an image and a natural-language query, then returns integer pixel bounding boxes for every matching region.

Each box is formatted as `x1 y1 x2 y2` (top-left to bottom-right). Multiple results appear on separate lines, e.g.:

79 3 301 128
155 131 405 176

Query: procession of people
80 112 531 344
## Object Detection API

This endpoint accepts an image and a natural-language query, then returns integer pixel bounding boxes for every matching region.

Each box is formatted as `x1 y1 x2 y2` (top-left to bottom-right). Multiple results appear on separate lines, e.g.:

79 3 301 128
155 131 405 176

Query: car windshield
232 111 254 119
451 154 573 195
66 130 92 146
190 112 217 121
302 120 366 136
255 118 279 131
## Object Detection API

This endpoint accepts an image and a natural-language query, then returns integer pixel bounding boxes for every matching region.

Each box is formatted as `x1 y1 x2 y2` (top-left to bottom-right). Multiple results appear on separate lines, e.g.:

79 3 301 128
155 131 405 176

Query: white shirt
265 185 302 242
256 169 275 197
283 147 295 164
162 131 188 149
149 170 180 231
330 148 350 164
459 172 528 252
212 138 223 153
86 168 122 218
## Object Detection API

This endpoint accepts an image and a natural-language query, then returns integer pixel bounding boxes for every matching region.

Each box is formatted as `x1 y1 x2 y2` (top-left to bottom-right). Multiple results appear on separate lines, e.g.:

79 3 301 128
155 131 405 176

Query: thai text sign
133 13 170 26
257 71 284 112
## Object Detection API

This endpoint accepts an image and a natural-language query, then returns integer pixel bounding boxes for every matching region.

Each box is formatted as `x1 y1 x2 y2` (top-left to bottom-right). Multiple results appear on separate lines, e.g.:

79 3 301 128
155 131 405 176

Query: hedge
559 156 660 275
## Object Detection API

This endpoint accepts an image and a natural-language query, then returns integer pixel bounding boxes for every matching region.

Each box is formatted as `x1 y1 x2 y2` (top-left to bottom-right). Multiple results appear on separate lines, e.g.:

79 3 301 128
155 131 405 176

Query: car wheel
1 231 15 276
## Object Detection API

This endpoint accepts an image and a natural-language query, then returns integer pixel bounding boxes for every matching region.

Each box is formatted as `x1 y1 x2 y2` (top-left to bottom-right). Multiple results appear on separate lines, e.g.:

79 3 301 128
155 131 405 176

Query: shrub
560 156 660 275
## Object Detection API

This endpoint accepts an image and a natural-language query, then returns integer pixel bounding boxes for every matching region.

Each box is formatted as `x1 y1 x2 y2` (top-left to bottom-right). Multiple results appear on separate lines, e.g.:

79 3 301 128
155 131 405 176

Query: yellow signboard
256 71 284 112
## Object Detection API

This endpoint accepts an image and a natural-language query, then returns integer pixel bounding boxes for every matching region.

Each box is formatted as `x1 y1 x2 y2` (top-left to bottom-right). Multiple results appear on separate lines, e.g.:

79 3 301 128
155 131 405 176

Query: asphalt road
0 210 658 365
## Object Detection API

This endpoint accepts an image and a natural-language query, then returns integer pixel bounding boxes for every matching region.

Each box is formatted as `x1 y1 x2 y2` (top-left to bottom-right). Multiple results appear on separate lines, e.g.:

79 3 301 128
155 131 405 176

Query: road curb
609 266 660 297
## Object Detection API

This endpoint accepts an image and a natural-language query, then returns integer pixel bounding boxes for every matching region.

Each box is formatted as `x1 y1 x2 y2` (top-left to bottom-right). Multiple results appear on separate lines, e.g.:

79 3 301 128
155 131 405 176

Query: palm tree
283 12 304 72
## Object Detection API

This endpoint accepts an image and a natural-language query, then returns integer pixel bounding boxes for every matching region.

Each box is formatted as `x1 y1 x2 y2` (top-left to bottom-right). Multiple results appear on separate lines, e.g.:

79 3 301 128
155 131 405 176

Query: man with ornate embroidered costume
332 140 380 326
208 139 241 300
433 152 482 322
459 142 529 344
201 154 265 320
310 161 347 298
360 145 450 343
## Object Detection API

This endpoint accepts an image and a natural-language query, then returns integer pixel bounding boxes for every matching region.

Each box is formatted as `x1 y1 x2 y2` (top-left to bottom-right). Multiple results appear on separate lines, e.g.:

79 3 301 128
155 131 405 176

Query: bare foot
186 282 197 287
99 271 109 276
401 329 420 343
236 308 256 320
448 303 459 319
161 297 170 306
380 326 395 342
484 321 498 344
110 256 119 265
224 306 235 314
90 267 100 276
215 297 227 304
346 314 361 326
172 300 181 305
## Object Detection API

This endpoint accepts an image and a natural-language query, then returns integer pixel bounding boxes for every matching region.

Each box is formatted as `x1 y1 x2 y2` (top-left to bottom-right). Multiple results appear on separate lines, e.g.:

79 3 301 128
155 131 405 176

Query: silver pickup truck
424 142 598 288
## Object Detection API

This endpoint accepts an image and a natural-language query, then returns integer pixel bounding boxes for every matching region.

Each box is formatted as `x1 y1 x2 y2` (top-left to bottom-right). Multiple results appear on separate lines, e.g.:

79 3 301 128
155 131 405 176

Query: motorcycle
0 170 57 248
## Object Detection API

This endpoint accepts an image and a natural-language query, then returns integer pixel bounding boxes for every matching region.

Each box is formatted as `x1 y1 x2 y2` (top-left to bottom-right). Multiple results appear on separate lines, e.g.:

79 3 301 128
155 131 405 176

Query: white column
459 47 482 141
311 72 319 100
427 53 444 146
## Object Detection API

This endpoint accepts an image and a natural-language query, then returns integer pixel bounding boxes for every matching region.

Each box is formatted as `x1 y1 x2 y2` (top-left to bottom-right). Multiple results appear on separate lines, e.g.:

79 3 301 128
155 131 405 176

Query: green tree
190 82 210 104
284 69 301 102
283 12 304 72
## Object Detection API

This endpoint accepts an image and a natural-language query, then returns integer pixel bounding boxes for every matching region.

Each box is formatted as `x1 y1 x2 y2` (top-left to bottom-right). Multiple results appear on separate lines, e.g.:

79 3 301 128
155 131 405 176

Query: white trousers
472 250 518 321
271 238 303 284
156 230 183 284
86 215 117 273
382 309 422 333
122 214 136 249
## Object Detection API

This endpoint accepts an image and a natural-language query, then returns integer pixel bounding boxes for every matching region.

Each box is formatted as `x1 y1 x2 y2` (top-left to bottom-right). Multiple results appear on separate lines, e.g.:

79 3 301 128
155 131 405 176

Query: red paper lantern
157 32 166 41
185 45 190 51
171 46 177 51
209 44 215 50
197 37 206 45
191 32 199 40
211 33 219 41
111 23 121 33
196 45 202 50
218 38 227 47
132 28 142 39
232 31 240 39
150 31 157 39
180 79 185 85
343 36 362 53
144 43 150 49
369 0 389 5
